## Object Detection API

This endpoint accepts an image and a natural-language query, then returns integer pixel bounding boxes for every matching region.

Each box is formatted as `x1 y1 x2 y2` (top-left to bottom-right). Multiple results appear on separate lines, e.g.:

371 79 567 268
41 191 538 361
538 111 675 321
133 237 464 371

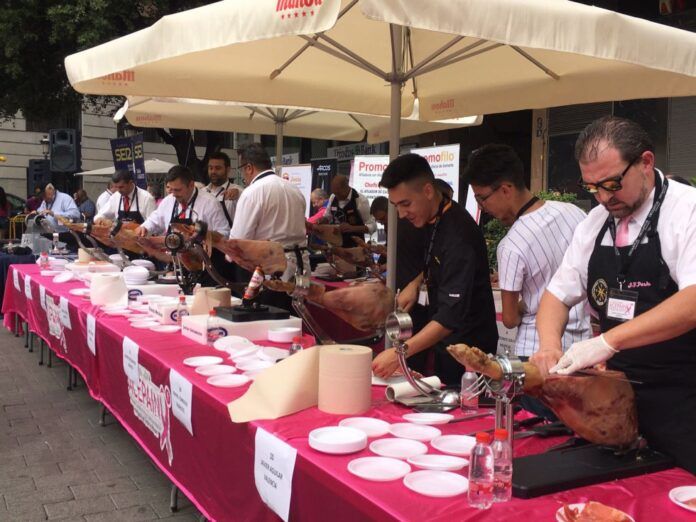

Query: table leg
98 405 108 427
67 367 74 391
28 332 34 353
170 484 179 512
23 322 28 348
47 348 52 368
39 339 44 366
14 314 18 337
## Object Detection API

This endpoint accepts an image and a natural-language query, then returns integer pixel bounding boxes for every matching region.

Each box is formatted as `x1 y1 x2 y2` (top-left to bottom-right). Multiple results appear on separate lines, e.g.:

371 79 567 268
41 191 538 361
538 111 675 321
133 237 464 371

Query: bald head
331 175 351 200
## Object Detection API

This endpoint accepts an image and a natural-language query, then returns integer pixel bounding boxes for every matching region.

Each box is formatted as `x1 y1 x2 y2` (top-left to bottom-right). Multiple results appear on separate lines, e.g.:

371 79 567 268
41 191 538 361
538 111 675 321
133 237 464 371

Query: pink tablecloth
4 263 696 521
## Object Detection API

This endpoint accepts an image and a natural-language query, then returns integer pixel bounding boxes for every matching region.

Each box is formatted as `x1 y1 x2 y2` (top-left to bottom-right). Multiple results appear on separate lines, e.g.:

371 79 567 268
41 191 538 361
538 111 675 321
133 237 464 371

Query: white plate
236 359 273 372
267 326 301 343
103 309 132 316
229 345 261 360
403 470 469 498
232 353 263 365
183 356 224 368
150 325 180 333
53 272 74 283
669 486 696 513
69 288 90 297
389 423 442 442
308 426 367 455
430 435 477 457
207 374 250 388
371 374 407 387
348 457 411 482
407 454 468 471
369 438 428 460
131 320 160 329
555 503 635 522
40 270 62 277
213 335 253 352
195 364 236 376
339 417 391 438
258 346 290 362
402 413 454 425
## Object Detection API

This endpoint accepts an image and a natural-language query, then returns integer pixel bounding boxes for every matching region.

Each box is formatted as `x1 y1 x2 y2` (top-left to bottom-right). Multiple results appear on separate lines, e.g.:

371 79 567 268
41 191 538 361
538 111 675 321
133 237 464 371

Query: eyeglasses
236 163 250 175
578 156 640 194
474 185 501 205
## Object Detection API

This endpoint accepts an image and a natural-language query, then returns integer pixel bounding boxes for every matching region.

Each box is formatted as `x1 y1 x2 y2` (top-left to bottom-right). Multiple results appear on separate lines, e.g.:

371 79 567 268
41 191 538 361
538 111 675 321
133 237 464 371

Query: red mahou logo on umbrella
276 0 322 19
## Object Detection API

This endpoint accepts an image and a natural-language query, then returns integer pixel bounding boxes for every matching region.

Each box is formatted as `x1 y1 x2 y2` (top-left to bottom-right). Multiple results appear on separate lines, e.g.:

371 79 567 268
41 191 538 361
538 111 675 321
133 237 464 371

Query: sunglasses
578 155 641 194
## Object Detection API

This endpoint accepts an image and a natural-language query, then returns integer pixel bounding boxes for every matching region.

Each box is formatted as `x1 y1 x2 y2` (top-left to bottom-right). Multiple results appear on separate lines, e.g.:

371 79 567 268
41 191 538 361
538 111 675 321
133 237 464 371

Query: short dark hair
379 153 434 189
464 144 525 190
575 116 654 164
112 169 134 184
238 143 272 171
165 165 194 185
433 178 454 198
208 151 231 168
370 196 389 215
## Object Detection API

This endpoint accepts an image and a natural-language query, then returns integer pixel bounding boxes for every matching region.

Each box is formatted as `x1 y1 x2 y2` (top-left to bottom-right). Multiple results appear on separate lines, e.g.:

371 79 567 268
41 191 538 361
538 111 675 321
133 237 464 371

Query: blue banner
110 133 146 189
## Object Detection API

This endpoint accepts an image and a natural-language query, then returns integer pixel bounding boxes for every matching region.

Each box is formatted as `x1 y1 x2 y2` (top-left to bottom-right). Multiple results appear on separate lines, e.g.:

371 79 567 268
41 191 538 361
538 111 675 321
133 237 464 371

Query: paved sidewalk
0 327 202 521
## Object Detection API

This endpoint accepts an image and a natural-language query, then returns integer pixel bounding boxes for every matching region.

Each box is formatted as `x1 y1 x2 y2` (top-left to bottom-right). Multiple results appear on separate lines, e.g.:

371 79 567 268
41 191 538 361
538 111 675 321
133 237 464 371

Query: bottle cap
179 295 186 302
292 336 301 344
209 309 216 316
494 428 508 441
475 432 491 444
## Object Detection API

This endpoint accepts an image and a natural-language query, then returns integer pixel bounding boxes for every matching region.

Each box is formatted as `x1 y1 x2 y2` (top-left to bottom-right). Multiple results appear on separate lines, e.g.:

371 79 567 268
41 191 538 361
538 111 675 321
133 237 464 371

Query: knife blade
447 410 494 424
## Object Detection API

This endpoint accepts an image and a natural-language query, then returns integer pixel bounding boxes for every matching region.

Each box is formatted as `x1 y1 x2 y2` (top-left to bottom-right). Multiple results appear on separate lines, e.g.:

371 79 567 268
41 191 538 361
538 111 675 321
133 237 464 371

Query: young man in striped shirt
465 144 591 359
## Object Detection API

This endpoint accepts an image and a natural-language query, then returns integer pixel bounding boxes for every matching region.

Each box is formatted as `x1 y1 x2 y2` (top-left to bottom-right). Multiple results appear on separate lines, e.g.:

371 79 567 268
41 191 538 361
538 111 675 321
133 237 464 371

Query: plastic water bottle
175 295 187 326
491 428 513 503
289 336 303 356
206 309 217 346
460 369 479 413
39 251 50 269
468 432 494 509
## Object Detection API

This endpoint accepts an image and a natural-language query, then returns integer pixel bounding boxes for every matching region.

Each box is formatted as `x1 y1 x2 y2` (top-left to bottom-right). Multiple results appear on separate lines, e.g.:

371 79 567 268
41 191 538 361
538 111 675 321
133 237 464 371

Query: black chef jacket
425 200 498 384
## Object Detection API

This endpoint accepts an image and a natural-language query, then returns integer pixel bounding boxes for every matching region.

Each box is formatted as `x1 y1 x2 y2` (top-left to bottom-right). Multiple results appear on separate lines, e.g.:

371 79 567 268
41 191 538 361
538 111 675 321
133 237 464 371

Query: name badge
606 288 638 322
417 283 429 307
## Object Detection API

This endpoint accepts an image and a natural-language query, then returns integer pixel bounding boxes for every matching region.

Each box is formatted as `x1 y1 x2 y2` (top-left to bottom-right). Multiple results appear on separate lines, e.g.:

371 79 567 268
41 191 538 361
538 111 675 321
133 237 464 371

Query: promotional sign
281 164 313 218
310 158 338 193
254 427 297 522
270 152 300 168
411 144 460 202
110 133 146 189
349 155 390 204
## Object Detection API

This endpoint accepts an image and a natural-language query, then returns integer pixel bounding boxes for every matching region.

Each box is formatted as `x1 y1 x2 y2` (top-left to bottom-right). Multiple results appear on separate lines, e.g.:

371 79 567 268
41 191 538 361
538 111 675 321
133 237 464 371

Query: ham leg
310 224 343 246
211 236 287 276
447 344 638 447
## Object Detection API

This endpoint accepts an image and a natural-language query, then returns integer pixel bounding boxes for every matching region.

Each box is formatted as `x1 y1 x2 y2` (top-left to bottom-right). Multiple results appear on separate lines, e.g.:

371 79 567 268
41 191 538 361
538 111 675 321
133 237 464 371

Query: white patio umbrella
65 0 696 290
118 96 483 164
76 157 177 176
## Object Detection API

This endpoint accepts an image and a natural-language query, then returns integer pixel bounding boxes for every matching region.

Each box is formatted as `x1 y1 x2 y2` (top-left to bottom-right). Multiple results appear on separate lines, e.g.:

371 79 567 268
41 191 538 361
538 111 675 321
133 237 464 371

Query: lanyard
423 197 450 282
171 188 199 222
119 189 139 214
212 180 231 198
607 171 668 288
251 171 275 185
514 196 539 221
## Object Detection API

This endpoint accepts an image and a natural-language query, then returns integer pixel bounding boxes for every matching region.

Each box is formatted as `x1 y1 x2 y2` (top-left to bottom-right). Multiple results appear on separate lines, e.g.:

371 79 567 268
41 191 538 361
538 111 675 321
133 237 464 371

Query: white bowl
308 426 367 455
267 327 301 343
131 259 155 271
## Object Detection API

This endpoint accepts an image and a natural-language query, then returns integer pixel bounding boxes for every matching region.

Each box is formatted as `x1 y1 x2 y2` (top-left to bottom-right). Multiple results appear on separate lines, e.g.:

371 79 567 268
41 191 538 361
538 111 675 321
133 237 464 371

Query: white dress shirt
142 188 229 236
96 189 113 213
548 169 696 308
230 170 308 280
37 191 81 232
204 181 244 226
324 190 377 235
497 201 591 356
94 186 156 222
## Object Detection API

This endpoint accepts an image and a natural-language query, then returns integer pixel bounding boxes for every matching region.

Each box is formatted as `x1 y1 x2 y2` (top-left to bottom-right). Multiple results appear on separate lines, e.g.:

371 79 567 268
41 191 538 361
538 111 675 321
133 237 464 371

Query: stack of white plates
131 259 155 271
313 263 334 278
123 266 149 285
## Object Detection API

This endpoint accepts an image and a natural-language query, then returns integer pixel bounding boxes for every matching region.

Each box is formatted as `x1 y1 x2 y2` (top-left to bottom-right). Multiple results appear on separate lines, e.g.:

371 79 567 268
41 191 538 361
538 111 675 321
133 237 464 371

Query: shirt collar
250 169 274 184
617 168 663 226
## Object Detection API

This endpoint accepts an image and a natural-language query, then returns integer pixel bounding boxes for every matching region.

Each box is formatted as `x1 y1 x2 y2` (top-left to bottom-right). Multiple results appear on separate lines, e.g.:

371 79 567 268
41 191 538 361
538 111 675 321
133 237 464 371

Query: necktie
123 195 130 212
615 217 630 247
178 202 188 219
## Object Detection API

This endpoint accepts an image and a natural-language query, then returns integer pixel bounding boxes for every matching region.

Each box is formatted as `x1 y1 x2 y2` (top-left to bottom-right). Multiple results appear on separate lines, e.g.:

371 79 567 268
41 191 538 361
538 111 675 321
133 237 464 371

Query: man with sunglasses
533 116 696 473
466 144 590 359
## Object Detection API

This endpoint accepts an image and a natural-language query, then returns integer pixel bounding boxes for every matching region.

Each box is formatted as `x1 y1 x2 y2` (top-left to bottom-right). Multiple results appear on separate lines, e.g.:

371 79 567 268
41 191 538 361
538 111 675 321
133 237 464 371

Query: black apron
586 172 696 473
210 181 234 228
329 189 365 247
117 189 145 224
168 188 199 232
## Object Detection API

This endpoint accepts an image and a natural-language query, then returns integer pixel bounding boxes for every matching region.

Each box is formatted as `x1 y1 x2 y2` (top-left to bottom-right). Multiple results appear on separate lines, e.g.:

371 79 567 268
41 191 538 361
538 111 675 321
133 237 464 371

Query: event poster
110 133 147 189
410 144 460 202
310 158 337 193
281 164 313 218
349 155 390 204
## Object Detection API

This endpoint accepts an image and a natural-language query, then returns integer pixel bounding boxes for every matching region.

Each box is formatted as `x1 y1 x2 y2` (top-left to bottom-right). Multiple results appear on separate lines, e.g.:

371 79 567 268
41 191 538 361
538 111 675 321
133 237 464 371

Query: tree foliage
0 0 221 180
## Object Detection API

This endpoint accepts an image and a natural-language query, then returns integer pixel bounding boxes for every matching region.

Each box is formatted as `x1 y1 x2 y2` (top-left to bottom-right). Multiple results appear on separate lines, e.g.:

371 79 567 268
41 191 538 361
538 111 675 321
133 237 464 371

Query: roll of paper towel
90 273 128 307
385 376 442 402
191 287 232 315
318 345 372 415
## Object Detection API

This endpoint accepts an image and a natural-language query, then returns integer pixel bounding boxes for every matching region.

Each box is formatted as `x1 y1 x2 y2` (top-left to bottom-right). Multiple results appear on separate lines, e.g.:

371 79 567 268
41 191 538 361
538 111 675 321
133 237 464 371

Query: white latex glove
549 334 618 375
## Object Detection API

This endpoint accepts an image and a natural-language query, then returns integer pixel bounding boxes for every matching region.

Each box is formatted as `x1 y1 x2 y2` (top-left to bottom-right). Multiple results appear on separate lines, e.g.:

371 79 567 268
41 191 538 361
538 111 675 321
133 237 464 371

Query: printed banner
310 158 338 193
349 155 390 205
411 144 460 202
110 133 146 189
281 164 312 218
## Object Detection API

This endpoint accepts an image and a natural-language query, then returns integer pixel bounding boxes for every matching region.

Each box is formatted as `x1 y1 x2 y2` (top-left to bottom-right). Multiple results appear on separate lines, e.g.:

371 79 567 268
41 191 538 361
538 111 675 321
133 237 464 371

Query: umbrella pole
275 121 284 175
386 24 403 347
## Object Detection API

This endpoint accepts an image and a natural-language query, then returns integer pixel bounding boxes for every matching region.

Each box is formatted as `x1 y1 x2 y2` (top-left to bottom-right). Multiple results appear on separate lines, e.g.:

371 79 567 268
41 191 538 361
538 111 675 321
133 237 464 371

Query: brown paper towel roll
385 376 442 402
318 345 372 415
191 287 232 315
